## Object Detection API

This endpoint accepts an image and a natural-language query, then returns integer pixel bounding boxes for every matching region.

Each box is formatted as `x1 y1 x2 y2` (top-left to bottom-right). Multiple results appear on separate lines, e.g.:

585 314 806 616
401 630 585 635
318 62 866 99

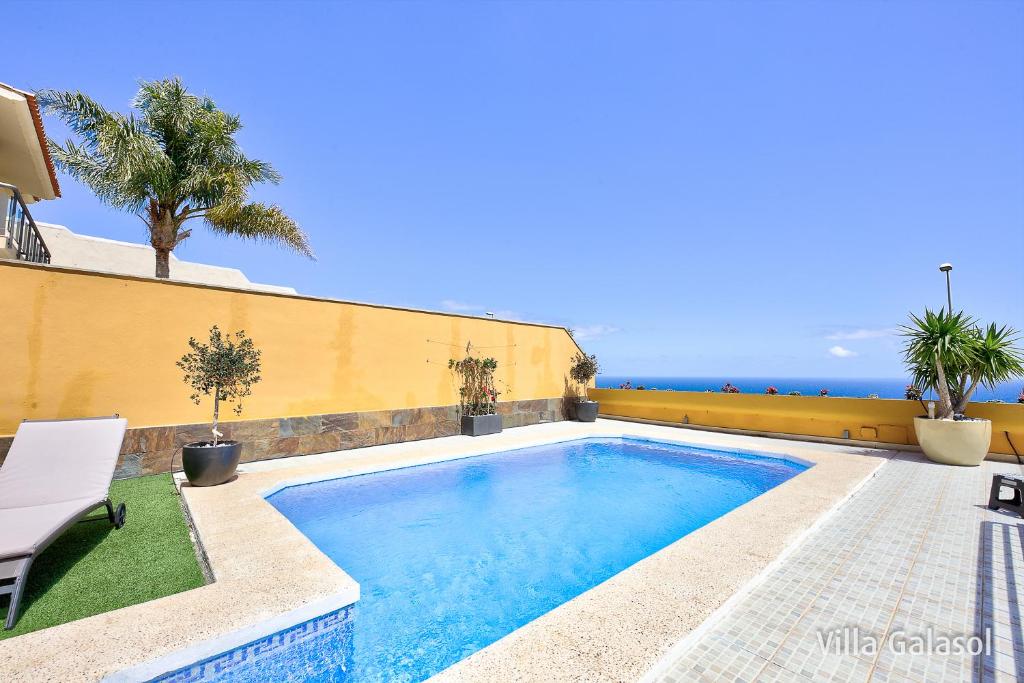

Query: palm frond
37 89 113 144
972 324 1024 389
205 201 314 259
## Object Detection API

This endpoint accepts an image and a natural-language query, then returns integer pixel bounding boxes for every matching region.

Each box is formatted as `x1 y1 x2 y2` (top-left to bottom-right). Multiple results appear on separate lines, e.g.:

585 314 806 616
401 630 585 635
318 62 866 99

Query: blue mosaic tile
152 607 353 682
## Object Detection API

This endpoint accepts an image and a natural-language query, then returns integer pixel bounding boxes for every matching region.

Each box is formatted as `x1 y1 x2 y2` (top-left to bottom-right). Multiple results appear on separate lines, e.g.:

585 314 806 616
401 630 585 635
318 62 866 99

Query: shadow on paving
974 518 1024 681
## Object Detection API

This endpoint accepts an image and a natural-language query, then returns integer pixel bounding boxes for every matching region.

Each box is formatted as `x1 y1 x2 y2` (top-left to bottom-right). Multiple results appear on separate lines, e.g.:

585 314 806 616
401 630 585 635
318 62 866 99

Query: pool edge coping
116 430 842 682
2 420 892 682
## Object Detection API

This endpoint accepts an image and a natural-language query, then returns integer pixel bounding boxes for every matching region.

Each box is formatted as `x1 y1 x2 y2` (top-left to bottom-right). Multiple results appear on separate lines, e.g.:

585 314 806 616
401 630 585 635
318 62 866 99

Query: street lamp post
939 263 953 312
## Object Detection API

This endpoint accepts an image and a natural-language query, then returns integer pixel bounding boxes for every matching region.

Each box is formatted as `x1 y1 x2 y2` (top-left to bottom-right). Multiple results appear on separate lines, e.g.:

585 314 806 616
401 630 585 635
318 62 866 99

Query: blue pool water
190 438 807 682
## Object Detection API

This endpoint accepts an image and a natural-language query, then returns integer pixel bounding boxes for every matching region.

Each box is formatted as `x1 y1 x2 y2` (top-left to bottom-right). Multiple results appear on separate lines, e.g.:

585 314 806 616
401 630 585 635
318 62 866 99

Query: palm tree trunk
155 248 171 279
955 376 982 414
933 352 955 419
149 209 177 279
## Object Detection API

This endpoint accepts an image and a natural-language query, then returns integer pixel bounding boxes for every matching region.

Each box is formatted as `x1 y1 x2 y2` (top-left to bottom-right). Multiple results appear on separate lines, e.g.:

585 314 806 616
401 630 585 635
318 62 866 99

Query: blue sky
12 1 1024 377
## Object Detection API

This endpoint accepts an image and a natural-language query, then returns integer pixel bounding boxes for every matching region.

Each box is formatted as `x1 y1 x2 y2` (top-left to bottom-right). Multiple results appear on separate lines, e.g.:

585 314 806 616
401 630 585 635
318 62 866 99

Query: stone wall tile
391 409 416 427
142 426 175 452
502 413 526 429
519 398 547 413
240 439 273 463
358 411 392 430
496 402 517 416
140 449 179 476
278 416 321 438
404 423 435 441
434 421 460 438
91 397 565 477
114 452 143 479
229 419 278 442
321 413 359 432
338 430 375 450
374 426 406 445
296 432 342 455
174 423 216 448
120 429 143 455
268 436 300 459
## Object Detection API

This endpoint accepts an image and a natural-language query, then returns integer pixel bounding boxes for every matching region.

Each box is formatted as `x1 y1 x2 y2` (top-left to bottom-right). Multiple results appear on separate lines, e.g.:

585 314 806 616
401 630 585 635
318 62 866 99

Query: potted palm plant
449 351 502 436
569 352 600 422
177 326 262 485
901 309 1023 466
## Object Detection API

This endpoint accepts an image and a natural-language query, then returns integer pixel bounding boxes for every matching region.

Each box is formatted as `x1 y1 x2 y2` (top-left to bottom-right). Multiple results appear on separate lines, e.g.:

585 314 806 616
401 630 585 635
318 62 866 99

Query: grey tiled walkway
654 453 1024 683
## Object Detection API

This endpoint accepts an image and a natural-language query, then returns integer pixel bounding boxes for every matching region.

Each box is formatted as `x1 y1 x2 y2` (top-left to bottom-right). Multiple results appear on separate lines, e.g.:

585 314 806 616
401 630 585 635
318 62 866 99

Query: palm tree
901 309 1024 418
39 78 313 278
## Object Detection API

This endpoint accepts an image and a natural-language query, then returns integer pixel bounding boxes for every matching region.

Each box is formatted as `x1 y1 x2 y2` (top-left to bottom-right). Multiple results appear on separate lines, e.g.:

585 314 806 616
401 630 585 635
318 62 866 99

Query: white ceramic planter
913 416 991 466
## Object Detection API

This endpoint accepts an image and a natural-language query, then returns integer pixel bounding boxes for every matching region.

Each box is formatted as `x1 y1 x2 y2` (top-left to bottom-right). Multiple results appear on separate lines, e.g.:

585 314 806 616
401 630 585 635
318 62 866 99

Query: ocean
597 376 1024 403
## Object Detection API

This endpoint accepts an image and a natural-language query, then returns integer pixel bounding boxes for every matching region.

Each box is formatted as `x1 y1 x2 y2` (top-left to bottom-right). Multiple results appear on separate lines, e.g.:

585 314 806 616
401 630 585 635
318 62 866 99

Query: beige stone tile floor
0 419 889 682
648 452 1024 683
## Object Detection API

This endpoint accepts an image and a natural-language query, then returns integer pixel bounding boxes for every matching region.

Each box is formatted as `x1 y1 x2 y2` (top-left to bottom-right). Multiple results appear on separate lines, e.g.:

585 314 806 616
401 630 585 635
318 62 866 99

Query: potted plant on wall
569 352 600 422
449 350 502 436
901 309 1023 466
177 326 262 485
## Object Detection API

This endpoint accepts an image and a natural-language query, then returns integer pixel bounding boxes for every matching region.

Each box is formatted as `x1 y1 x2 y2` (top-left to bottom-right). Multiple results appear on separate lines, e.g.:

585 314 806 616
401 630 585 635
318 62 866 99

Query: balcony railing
1 182 50 264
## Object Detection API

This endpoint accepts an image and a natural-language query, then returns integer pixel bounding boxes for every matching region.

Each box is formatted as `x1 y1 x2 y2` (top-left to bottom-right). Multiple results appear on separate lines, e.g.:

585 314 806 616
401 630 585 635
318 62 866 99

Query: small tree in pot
449 347 502 436
569 352 600 422
177 326 262 485
901 309 1023 466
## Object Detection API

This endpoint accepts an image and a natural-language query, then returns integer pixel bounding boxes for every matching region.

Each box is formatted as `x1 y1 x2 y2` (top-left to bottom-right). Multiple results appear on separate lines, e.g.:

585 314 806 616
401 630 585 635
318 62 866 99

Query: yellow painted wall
590 388 1024 456
2 262 583 435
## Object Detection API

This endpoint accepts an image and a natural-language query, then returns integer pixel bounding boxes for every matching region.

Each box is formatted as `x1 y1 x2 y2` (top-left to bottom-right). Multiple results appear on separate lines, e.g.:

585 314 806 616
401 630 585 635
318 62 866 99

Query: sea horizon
597 375 1024 403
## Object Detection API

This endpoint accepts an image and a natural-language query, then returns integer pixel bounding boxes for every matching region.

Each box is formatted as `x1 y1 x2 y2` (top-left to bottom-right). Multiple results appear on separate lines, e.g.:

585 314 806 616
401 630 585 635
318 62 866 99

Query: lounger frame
0 416 127 630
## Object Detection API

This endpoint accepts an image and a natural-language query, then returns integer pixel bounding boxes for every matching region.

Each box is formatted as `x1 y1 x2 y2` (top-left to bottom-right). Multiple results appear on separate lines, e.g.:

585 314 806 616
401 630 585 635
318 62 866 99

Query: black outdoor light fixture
939 263 953 312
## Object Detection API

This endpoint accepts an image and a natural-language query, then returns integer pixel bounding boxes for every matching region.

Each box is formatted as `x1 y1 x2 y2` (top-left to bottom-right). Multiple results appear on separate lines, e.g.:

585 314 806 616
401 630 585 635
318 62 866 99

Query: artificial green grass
0 474 206 639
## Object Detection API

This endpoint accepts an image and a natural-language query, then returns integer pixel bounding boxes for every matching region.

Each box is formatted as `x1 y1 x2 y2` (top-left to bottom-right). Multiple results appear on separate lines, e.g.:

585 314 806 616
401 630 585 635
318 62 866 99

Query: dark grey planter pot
461 414 503 437
575 401 599 422
182 441 242 487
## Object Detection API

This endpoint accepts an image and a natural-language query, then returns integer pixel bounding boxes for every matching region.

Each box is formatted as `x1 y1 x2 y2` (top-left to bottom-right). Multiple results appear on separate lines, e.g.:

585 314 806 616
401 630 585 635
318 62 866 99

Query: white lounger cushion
0 417 127 510
0 498 105 558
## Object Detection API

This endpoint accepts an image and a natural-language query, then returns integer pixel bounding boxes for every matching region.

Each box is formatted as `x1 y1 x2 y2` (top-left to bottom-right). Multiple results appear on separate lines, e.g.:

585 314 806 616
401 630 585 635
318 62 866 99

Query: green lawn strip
1 474 205 640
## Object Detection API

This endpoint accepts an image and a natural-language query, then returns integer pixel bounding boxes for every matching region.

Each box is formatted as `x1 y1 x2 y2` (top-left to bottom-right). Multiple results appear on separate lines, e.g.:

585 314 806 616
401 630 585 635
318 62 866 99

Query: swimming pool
159 437 808 682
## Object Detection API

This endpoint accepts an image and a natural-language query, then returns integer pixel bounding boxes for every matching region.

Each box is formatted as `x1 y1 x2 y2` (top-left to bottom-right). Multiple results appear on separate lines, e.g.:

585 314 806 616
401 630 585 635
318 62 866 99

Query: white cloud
825 328 896 341
828 345 858 358
440 299 482 313
573 324 620 341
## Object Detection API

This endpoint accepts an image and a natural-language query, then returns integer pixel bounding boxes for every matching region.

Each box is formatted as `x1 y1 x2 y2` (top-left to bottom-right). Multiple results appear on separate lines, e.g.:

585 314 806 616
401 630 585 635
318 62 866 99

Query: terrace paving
648 451 1024 683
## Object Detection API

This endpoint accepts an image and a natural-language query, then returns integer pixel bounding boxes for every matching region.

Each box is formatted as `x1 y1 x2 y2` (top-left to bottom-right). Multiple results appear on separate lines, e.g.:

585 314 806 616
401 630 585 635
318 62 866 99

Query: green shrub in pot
569 352 600 422
176 326 262 485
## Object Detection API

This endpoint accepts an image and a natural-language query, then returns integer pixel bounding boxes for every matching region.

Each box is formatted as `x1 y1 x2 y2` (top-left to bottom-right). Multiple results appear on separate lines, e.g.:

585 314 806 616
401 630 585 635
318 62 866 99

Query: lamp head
939 263 953 272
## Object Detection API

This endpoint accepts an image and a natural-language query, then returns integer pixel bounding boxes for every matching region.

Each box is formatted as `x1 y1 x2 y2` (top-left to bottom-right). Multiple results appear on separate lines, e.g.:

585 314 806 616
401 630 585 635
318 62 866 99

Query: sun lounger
0 416 128 630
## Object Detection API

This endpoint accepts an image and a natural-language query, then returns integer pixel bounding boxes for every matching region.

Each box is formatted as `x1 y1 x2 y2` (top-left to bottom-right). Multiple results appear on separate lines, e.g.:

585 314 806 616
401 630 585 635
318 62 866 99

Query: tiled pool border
110 604 354 683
